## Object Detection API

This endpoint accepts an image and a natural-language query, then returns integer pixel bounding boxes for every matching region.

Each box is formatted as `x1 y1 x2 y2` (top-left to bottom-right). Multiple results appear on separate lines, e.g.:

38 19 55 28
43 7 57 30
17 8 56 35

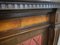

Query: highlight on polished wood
21 15 49 27
0 15 49 32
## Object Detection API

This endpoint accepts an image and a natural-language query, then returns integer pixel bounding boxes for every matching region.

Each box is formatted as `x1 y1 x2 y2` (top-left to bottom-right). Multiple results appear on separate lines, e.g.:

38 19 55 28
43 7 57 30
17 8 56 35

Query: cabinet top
0 0 60 3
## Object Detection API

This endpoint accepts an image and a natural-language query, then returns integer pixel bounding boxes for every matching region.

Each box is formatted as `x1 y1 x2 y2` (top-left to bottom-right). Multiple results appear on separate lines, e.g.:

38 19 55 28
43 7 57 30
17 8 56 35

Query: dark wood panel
0 9 52 19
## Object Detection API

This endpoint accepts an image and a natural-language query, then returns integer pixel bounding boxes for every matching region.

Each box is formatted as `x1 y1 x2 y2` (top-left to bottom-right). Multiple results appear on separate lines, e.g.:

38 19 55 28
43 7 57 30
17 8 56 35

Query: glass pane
17 34 42 45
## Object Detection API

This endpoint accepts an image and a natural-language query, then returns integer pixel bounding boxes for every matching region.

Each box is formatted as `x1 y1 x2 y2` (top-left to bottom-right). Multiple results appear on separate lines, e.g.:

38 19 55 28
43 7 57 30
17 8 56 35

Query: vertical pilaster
48 9 57 45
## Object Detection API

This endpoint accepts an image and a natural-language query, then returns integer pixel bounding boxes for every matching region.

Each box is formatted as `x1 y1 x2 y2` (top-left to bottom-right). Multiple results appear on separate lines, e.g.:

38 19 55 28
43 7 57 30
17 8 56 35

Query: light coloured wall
57 35 60 45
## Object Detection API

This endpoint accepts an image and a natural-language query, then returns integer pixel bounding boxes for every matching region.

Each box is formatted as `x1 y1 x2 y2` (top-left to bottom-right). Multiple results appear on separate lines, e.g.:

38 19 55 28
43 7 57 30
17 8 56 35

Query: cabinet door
0 28 48 45
55 9 60 24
